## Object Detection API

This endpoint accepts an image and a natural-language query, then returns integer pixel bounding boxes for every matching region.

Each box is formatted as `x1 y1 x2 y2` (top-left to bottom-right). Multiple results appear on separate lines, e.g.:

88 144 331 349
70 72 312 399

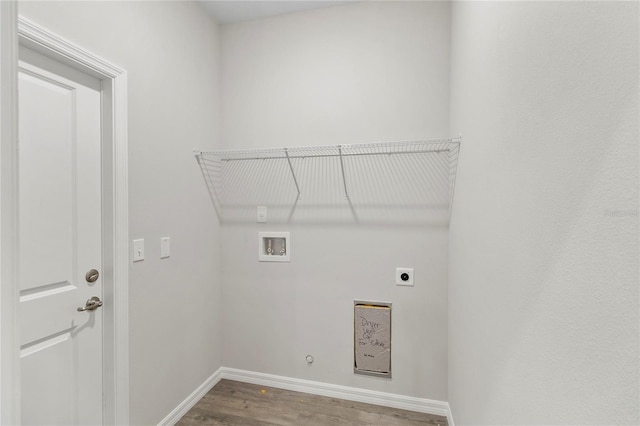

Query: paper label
354 304 391 375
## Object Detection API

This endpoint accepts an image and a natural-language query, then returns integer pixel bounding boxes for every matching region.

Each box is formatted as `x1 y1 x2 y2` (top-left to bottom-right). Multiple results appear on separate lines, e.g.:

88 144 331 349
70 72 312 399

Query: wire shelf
195 138 461 224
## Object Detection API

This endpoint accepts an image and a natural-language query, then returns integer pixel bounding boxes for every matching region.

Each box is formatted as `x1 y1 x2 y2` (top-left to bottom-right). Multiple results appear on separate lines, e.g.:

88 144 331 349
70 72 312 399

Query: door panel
18 70 74 291
18 47 103 426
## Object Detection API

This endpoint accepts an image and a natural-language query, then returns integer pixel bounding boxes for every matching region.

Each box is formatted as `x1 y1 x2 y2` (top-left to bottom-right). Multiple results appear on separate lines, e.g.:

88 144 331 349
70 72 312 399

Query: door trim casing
1 12 130 425
0 2 20 424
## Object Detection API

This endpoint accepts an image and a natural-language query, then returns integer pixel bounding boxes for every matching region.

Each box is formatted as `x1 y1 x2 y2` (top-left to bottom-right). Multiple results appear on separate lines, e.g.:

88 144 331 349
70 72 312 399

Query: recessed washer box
258 232 290 262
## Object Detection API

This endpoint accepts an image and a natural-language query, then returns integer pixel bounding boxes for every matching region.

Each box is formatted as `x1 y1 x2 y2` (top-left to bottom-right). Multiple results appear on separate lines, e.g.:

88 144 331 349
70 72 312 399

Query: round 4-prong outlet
395 268 414 286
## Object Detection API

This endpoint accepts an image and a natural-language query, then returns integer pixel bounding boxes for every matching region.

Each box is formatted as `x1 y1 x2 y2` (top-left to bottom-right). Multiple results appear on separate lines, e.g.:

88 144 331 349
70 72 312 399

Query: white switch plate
257 206 267 223
160 237 170 259
396 267 414 286
133 239 144 262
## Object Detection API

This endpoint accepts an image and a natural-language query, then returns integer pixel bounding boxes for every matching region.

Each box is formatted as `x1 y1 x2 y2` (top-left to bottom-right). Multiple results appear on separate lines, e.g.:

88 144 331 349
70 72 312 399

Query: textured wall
17 2 223 425
220 1 451 401
449 1 639 424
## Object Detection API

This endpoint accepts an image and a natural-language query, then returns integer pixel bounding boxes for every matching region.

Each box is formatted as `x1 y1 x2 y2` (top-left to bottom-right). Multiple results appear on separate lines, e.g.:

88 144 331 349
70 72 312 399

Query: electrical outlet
395 267 414 286
257 206 267 223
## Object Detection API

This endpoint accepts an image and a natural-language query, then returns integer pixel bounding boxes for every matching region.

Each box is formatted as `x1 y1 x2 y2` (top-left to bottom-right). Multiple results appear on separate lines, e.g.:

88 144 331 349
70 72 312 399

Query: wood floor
177 379 448 426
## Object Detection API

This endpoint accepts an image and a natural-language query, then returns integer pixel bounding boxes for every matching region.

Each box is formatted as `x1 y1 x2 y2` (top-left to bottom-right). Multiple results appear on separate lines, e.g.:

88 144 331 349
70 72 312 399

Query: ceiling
198 1 356 24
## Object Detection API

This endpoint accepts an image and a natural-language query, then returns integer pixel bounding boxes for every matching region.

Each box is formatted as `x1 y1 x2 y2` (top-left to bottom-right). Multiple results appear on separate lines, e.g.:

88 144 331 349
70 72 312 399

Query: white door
18 46 103 425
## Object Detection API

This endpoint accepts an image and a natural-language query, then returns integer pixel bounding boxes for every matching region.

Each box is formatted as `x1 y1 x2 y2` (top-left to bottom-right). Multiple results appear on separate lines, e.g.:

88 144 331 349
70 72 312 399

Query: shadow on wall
195 139 460 226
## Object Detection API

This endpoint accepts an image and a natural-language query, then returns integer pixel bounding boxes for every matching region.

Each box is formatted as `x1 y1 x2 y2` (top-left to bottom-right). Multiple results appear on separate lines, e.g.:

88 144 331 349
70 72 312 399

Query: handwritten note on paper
354 304 391 376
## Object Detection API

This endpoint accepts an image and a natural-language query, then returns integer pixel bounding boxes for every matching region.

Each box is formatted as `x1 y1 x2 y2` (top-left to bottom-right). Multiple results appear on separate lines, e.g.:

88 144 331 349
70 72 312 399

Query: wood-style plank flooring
177 379 448 426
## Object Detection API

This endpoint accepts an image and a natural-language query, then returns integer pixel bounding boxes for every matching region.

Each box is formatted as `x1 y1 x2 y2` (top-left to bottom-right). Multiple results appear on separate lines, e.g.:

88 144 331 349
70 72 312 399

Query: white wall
220 1 451 401
17 2 223 425
221 1 450 149
449 1 639 424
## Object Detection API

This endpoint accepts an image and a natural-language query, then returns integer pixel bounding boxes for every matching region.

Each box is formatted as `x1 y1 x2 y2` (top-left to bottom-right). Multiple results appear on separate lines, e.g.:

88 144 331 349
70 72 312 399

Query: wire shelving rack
194 138 461 224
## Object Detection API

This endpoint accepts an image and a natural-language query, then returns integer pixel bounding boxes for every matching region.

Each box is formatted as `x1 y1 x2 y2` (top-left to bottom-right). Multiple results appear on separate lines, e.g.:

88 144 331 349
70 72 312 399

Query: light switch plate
160 237 170 259
133 239 144 262
257 206 267 223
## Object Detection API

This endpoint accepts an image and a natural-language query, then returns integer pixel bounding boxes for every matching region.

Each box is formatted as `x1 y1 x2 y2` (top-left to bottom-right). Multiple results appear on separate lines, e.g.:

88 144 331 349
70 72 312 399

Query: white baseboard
160 366 455 425
220 367 450 419
158 368 223 426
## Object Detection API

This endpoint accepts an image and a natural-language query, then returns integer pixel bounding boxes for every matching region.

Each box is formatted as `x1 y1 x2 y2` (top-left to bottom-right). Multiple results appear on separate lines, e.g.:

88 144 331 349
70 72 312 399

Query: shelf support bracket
338 146 350 200
284 148 301 199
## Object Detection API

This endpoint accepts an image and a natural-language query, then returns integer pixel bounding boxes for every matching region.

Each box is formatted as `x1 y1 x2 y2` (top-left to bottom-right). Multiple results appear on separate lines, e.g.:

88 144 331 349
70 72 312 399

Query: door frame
1 6 130 425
